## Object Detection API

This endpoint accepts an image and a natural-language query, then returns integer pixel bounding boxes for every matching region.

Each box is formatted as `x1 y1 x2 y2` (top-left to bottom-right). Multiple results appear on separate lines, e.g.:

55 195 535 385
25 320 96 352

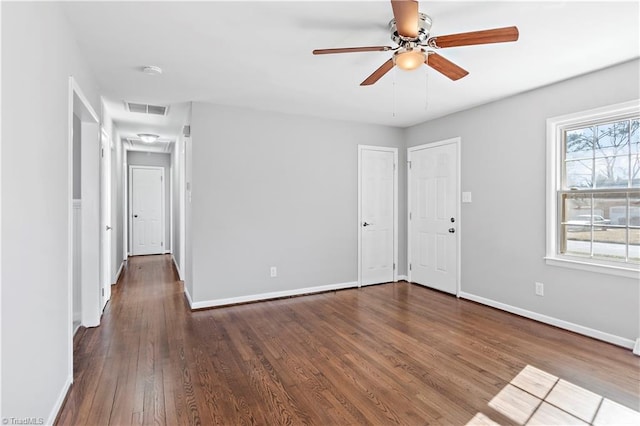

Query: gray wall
405 59 640 342
127 151 172 253
190 103 405 302
111 133 124 280
1 1 100 420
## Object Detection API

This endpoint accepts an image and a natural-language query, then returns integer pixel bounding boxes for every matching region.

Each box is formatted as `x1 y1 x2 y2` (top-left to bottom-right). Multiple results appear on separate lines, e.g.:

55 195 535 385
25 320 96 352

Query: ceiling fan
312 0 519 86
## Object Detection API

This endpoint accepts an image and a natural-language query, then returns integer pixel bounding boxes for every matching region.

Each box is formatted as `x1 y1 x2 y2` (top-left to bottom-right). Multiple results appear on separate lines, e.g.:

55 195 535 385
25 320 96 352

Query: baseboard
171 255 184 281
184 285 194 309
633 338 640 356
396 275 408 281
459 291 636 350
47 375 72 425
113 260 125 284
190 281 359 310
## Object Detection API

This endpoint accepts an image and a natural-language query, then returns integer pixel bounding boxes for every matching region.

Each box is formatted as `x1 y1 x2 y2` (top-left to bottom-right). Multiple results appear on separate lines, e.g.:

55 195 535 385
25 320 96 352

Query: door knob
449 228 455 233
363 222 372 227
133 214 138 218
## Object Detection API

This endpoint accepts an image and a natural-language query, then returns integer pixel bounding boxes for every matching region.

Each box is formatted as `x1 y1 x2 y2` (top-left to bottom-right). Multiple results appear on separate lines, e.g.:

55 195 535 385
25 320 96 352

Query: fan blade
428 26 519 49
361 59 395 86
391 0 419 38
426 52 468 81
313 46 393 55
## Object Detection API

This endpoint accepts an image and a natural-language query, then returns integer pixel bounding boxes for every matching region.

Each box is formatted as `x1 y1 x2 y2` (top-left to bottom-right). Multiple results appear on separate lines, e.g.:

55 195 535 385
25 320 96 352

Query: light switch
462 192 472 203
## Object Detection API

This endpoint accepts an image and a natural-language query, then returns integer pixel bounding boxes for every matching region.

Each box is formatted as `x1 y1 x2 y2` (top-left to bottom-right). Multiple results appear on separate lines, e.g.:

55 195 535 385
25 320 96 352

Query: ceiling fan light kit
313 0 519 86
394 47 427 71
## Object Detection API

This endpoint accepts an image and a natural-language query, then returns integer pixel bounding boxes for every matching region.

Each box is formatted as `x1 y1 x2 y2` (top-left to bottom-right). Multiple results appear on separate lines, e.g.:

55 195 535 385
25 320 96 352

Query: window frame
545 100 640 278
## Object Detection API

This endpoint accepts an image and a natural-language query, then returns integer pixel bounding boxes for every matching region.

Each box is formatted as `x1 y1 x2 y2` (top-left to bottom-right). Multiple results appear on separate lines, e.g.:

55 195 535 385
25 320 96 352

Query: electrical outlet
270 266 277 278
535 282 544 296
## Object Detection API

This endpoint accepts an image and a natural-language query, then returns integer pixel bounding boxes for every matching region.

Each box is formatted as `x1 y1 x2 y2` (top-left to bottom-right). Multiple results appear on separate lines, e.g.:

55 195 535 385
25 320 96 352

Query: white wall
127 151 172 253
189 103 405 304
405 59 640 344
1 1 100 421
172 133 188 279
111 133 125 281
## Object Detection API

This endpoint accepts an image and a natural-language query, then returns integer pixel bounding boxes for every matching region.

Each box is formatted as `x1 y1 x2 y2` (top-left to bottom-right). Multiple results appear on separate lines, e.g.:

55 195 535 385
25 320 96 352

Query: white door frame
100 127 112 310
357 145 399 287
128 165 166 255
67 76 101 378
407 137 462 296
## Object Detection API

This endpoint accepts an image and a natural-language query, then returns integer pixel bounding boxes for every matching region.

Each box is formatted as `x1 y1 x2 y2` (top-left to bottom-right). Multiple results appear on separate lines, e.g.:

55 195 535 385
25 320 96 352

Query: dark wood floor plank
56 255 640 425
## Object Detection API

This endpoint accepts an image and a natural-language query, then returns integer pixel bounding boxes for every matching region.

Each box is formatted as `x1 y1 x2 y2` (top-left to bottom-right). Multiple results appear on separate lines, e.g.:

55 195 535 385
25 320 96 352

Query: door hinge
409 212 412 220
161 242 163 246
407 161 412 169
161 175 163 182
101 148 104 158
393 263 396 270
409 263 412 271
101 288 104 296
394 163 396 171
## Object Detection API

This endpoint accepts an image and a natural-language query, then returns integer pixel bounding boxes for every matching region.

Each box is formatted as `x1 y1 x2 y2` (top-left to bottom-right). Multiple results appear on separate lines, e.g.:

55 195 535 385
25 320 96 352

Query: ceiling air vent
126 102 168 116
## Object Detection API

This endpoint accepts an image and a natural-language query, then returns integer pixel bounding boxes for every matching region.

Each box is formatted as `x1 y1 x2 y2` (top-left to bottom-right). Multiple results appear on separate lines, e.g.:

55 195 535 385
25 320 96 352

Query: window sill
545 255 640 279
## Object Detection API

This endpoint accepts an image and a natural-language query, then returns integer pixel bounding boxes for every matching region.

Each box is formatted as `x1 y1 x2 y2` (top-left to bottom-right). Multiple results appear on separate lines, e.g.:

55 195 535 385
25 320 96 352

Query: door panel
131 167 164 256
409 141 458 294
360 147 396 286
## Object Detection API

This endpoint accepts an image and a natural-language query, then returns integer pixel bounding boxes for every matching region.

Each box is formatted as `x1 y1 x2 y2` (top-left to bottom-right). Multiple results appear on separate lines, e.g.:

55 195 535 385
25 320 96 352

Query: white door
408 139 459 295
131 166 164 256
359 146 397 286
100 129 112 308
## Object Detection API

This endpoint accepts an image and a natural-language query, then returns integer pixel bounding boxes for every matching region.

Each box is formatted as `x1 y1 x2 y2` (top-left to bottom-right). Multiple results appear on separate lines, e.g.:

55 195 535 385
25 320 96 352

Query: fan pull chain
392 67 397 118
424 70 429 110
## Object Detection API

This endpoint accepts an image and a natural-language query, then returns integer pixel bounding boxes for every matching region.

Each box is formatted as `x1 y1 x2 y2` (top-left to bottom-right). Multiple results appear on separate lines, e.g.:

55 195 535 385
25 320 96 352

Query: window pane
594 156 629 188
565 159 593 189
592 192 626 260
629 119 638 154
630 227 640 263
595 121 629 153
562 193 591 256
566 127 593 160
632 120 639 186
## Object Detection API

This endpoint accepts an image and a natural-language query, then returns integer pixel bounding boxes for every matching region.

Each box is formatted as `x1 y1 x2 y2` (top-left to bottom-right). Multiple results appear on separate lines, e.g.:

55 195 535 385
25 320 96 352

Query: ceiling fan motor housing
389 13 432 47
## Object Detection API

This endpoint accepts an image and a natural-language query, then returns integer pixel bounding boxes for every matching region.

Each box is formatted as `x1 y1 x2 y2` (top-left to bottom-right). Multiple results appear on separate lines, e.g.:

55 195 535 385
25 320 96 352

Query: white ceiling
61 1 640 135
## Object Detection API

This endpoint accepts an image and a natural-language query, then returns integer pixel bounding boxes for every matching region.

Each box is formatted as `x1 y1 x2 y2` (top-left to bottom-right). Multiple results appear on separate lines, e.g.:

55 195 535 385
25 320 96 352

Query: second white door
408 139 459 295
131 166 164 256
359 146 397 286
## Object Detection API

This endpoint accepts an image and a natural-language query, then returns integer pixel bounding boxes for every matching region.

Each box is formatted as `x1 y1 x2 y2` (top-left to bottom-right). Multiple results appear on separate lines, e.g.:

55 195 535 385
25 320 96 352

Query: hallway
56 255 639 425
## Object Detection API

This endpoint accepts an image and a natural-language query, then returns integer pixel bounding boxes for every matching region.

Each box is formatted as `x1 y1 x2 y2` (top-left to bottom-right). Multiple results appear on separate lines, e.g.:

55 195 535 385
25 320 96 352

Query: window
546 100 640 277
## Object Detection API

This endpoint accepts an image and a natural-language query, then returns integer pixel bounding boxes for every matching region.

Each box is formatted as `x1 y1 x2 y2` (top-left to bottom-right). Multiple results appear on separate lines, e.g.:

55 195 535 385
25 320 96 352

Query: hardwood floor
56 255 639 425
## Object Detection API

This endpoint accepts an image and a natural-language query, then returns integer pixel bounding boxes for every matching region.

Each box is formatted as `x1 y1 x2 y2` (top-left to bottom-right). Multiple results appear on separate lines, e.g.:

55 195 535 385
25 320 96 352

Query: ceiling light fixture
137 133 159 143
142 65 163 75
393 48 427 71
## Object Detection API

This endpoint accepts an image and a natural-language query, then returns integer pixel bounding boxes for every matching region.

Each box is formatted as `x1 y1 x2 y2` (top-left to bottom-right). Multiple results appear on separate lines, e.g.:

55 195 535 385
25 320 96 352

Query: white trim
184 284 194 309
169 164 173 254
633 338 640 356
545 256 640 279
128 165 166 256
190 281 358 310
67 76 100 384
357 145 399 287
172 254 184 281
546 99 640 276
459 291 636 349
114 260 125 284
47 376 72 426
407 138 462 296
397 274 409 281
